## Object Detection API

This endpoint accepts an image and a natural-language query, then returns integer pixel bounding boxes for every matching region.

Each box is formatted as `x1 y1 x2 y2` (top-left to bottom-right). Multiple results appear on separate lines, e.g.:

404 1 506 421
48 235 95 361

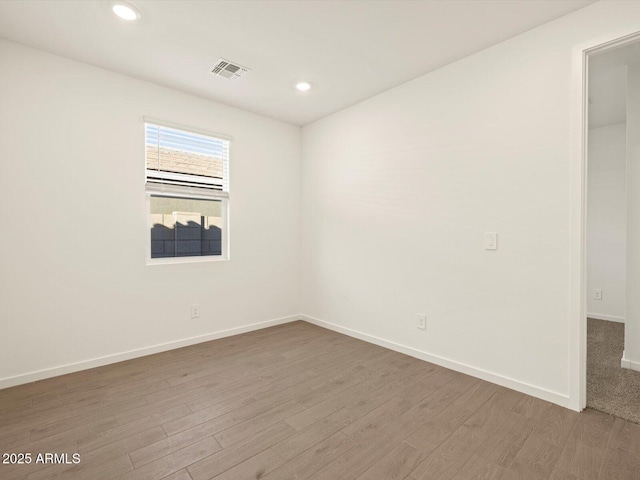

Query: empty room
1 1 640 479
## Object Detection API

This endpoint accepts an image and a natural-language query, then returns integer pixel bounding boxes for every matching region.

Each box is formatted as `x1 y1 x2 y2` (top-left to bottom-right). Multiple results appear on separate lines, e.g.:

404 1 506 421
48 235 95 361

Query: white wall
301 1 640 407
0 40 302 386
624 62 640 370
587 123 627 322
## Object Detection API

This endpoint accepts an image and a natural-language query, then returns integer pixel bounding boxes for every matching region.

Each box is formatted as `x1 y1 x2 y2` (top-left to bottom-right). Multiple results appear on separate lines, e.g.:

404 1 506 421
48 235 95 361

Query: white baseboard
0 315 301 390
2 313 574 411
621 351 640 371
300 314 572 410
587 313 625 323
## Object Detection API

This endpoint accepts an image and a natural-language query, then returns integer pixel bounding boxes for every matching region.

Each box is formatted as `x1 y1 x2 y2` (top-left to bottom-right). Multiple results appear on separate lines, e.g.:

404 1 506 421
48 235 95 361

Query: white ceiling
589 40 640 128
0 0 596 126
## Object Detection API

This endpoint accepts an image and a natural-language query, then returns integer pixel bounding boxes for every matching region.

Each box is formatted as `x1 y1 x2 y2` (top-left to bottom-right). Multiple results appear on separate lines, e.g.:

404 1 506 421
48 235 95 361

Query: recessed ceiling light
296 82 312 92
112 2 140 21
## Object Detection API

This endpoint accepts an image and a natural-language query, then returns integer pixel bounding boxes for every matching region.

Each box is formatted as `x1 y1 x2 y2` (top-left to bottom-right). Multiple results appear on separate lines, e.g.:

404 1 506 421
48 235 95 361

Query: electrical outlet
417 313 427 330
593 289 603 301
191 304 200 319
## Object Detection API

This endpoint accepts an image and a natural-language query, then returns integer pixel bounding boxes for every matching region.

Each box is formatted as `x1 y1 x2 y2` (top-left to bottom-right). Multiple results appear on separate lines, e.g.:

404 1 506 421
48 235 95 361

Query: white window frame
144 117 231 265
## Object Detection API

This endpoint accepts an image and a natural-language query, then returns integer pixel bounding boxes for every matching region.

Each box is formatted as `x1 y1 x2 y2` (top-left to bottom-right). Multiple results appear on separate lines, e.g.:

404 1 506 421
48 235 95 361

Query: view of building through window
150 196 222 258
145 122 230 261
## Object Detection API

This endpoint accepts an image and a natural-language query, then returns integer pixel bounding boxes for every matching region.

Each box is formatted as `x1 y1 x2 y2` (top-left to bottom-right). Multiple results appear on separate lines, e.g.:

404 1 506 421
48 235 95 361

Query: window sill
146 255 229 266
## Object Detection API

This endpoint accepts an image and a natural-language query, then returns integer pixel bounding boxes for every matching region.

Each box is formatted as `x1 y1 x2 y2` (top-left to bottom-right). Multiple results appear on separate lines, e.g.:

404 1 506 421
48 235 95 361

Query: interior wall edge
0 314 302 390
300 314 573 411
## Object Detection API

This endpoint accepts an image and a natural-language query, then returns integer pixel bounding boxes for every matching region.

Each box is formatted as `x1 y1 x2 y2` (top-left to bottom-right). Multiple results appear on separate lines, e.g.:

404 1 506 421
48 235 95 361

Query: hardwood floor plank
0 428 31 451
408 424 487 480
404 380 497 454
504 434 563 479
116 436 221 480
214 400 303 448
283 378 382 431
407 387 525 480
308 375 481 480
262 431 350 480
341 396 413 437
554 408 614 480
550 469 582 480
158 470 192 480
597 417 640 480
453 453 508 480
606 416 640 452
272 407 355 462
598 447 640 480
161 406 245 439
284 360 448 433
130 421 221 469
167 349 379 436
211 447 282 480
355 441 425 480
187 422 295 480
475 411 536 468
28 427 166 480
27 453 133 480
463 387 524 432
77 405 191 453
529 402 580 448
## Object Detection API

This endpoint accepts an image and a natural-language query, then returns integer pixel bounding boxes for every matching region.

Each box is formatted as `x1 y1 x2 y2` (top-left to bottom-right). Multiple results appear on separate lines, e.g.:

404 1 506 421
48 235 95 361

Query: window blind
145 122 229 198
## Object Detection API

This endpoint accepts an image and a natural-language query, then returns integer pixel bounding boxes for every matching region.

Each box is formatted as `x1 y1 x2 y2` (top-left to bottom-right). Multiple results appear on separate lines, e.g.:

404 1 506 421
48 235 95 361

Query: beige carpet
587 318 640 424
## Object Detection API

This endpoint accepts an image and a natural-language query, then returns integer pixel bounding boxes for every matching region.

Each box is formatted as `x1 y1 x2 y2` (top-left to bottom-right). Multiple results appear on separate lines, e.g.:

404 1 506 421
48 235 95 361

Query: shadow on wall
151 218 221 258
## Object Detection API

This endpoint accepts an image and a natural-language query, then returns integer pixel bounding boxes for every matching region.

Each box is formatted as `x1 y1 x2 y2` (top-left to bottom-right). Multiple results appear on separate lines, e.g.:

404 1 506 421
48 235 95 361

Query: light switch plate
485 232 498 250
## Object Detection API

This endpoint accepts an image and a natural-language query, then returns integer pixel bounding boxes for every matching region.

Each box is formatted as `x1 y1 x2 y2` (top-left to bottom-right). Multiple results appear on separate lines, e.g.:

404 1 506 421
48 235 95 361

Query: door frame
569 28 640 412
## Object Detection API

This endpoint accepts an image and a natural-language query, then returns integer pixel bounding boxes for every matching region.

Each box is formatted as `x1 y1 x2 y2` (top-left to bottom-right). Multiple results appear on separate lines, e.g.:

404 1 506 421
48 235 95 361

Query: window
145 120 230 262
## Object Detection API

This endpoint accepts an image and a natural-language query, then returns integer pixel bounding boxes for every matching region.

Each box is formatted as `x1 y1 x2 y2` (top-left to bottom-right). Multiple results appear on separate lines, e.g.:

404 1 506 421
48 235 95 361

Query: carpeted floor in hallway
587 317 640 424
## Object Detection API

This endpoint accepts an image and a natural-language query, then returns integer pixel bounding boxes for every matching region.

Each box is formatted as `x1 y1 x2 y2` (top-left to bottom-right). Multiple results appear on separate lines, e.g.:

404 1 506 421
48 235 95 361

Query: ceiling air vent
211 58 250 80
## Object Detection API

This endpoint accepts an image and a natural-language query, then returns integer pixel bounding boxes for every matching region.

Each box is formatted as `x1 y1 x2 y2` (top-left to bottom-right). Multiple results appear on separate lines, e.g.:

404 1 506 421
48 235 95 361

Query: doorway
582 35 640 422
